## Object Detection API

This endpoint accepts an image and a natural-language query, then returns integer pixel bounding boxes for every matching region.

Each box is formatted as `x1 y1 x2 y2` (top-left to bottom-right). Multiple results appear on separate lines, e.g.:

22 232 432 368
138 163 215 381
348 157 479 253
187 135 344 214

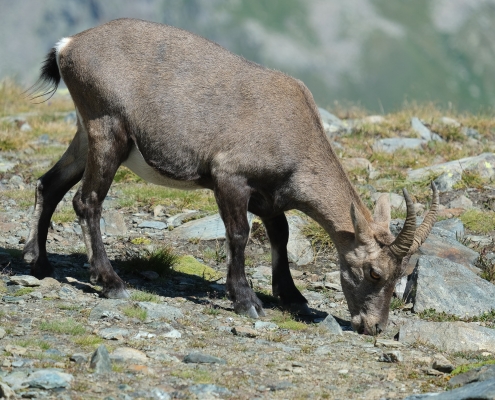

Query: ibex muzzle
24 18 438 333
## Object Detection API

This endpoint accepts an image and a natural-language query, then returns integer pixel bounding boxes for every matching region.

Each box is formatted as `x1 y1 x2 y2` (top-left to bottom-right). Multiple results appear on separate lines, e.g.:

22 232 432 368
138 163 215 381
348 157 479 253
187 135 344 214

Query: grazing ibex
24 18 438 335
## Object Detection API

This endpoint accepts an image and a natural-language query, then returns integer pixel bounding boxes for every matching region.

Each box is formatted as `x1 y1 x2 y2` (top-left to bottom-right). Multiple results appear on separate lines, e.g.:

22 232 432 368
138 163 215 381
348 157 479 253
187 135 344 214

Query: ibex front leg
262 214 310 314
72 117 129 299
214 176 265 318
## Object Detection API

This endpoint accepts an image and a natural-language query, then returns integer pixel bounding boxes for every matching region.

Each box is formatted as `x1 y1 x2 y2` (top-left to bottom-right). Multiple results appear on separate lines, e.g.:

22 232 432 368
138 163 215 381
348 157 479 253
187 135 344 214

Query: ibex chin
24 18 438 335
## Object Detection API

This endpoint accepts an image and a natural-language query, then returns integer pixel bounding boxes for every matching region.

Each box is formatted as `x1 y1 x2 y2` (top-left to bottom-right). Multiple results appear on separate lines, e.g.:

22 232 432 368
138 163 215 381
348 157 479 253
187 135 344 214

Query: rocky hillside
1 0 495 113
0 83 495 398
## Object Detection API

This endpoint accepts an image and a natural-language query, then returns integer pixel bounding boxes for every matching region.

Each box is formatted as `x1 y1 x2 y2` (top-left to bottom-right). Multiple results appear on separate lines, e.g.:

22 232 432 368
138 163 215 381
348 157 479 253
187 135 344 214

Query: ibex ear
351 203 374 244
373 194 391 228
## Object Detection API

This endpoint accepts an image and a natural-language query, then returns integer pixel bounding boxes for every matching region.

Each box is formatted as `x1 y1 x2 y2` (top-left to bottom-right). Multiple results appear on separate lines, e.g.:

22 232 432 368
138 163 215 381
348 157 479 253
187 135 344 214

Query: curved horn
408 181 439 255
389 188 417 258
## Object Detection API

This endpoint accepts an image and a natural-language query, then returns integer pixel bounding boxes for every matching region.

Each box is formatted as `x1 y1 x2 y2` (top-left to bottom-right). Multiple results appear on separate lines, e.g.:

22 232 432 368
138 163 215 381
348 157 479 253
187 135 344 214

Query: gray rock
99 327 130 340
318 108 350 136
379 351 403 363
149 388 172 400
110 347 147 363
26 369 73 389
286 215 314 266
434 170 462 192
166 210 201 228
373 138 426 153
0 158 16 173
137 302 183 322
0 381 15 399
372 192 406 211
91 345 112 374
462 127 481 139
448 364 495 388
9 275 41 287
432 354 454 373
408 153 495 182
138 220 168 230
70 353 87 364
0 327 6 339
341 158 374 177
171 212 254 240
101 210 128 235
400 320 495 353
319 314 343 335
2 370 29 390
439 117 461 127
254 321 278 331
411 117 432 140
435 218 464 238
89 299 126 321
405 256 495 316
404 378 495 399
188 384 231 397
183 352 226 364
64 111 77 125
448 195 473 210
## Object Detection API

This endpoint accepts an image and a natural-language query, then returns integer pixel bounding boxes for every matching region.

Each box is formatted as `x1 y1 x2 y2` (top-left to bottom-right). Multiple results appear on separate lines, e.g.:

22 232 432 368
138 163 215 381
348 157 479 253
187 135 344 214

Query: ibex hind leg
23 127 87 279
214 175 265 318
261 214 310 315
72 116 129 299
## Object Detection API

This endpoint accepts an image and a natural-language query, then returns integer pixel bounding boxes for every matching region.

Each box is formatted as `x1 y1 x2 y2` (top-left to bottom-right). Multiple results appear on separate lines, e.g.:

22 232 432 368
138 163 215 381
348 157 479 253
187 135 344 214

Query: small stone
432 354 454 373
161 329 181 339
379 351 403 363
254 321 278 331
138 220 168 230
232 326 257 338
188 384 231 397
99 327 130 340
319 315 343 335
268 381 293 391
153 205 166 217
183 352 226 365
0 327 6 339
375 339 403 348
111 347 148 364
90 345 112 373
9 275 41 287
448 195 473 210
338 369 349 375
0 381 16 399
70 353 87 364
5 345 27 356
26 369 73 389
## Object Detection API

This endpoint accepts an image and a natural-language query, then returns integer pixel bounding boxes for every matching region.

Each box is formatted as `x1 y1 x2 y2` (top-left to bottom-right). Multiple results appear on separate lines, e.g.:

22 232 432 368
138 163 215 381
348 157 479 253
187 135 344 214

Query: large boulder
404 256 495 316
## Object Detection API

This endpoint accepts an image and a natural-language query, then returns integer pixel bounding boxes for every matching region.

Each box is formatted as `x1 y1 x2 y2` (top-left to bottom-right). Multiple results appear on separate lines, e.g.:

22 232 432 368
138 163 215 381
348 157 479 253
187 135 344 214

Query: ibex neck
295 156 371 251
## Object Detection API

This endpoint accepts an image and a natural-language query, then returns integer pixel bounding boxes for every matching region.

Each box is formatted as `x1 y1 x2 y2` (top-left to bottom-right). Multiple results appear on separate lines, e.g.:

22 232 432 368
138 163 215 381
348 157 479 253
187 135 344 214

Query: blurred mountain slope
1 0 494 113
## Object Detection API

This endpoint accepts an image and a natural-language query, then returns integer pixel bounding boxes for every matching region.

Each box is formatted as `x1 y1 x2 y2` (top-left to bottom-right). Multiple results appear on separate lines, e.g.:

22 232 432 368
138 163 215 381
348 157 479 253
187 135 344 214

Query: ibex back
24 18 438 335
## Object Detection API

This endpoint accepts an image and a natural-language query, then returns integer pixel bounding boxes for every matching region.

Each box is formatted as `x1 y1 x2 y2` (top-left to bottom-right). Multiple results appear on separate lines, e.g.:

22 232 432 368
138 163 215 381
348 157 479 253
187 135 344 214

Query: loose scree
23 18 438 335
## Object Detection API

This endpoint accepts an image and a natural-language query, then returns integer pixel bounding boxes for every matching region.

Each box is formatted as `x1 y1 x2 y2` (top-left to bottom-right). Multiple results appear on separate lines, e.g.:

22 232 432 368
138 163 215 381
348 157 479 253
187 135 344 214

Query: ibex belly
122 144 202 190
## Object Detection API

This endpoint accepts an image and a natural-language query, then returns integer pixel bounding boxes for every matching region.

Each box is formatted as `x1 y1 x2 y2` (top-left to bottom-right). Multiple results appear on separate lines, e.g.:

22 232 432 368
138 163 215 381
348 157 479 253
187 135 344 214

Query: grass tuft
39 318 86 335
122 304 147 321
130 290 161 303
460 209 495 234
120 247 179 277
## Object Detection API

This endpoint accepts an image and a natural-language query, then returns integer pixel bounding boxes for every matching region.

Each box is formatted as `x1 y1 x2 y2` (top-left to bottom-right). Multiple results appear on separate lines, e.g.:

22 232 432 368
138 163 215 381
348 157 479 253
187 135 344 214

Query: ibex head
340 183 438 335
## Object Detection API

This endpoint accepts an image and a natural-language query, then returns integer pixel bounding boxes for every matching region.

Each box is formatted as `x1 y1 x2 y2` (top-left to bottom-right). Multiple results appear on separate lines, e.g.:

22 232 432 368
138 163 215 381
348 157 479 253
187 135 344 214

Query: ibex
24 18 438 335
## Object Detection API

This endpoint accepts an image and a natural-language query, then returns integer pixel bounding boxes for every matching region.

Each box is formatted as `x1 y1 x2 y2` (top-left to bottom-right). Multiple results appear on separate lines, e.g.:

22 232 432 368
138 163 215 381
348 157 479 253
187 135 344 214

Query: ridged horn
408 181 439 255
389 188 417 258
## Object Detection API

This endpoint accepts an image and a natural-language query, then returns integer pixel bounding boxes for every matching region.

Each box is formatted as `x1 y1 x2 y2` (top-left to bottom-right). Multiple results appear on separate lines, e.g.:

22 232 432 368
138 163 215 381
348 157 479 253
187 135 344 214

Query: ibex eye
370 270 381 280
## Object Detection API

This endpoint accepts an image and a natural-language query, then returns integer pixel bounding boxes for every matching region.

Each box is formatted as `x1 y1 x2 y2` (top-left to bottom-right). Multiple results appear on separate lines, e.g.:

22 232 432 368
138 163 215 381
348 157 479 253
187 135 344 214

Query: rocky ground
1 89 495 399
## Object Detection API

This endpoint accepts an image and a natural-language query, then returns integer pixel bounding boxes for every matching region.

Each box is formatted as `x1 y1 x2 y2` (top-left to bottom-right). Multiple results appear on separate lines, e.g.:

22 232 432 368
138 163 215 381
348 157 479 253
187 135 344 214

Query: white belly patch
122 144 202 190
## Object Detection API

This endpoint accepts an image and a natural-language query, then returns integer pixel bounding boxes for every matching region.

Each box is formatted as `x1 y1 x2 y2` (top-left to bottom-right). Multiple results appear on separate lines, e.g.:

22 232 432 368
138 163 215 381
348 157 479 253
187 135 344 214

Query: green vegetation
453 171 485 190
72 335 104 349
13 287 34 297
460 209 495 234
390 297 406 311
13 339 51 350
122 304 147 321
39 318 86 335
451 359 495 376
130 237 151 245
272 312 308 331
52 204 77 224
418 308 495 328
120 247 179 277
130 289 161 303
174 255 222 281
171 368 213 384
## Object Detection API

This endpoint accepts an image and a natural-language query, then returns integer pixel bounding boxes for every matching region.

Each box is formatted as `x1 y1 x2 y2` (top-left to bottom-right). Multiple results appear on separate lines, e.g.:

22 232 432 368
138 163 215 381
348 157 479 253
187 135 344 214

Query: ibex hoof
288 303 311 316
244 305 265 319
103 287 130 299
